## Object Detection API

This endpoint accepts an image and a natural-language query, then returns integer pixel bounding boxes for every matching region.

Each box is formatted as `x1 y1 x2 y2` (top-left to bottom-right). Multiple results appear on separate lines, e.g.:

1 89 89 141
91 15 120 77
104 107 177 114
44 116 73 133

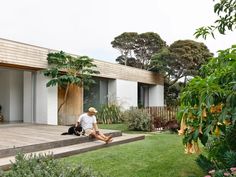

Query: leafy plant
123 108 152 131
96 104 122 124
0 152 102 177
44 51 99 113
178 45 236 154
195 0 236 39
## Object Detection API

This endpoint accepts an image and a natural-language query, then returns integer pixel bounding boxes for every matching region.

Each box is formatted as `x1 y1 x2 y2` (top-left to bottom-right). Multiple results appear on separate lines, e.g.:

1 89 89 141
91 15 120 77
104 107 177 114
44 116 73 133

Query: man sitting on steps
76 107 113 144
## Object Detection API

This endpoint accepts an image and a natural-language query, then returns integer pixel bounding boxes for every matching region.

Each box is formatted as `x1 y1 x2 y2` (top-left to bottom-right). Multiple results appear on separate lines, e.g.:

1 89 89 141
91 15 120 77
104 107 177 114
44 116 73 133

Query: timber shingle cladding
0 38 163 85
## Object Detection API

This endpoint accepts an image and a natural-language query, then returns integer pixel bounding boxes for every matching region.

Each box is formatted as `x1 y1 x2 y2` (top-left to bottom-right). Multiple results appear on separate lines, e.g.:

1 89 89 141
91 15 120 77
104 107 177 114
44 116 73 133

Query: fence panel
141 106 178 129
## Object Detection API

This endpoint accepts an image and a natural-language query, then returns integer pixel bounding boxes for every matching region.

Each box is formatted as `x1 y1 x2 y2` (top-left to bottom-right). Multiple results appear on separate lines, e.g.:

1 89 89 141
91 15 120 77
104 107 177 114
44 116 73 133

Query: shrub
123 109 152 131
97 104 122 124
0 153 102 177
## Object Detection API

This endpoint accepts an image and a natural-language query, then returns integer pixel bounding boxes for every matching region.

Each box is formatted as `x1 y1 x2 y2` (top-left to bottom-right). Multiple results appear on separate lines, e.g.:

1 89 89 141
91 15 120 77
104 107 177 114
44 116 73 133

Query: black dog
61 125 85 136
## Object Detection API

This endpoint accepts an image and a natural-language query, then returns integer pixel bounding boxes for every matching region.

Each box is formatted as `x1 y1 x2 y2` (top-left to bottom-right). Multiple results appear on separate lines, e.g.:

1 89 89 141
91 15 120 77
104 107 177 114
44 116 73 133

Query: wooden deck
0 123 145 170
0 123 120 154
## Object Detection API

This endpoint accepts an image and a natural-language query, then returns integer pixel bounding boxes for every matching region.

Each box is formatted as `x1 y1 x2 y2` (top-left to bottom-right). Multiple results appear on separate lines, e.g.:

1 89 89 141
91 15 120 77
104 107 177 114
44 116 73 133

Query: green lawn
62 132 204 177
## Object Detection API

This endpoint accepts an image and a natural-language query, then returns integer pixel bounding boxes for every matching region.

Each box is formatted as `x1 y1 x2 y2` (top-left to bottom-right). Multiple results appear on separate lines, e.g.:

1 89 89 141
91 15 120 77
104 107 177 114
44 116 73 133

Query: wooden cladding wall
0 38 50 69
58 85 83 125
0 38 163 85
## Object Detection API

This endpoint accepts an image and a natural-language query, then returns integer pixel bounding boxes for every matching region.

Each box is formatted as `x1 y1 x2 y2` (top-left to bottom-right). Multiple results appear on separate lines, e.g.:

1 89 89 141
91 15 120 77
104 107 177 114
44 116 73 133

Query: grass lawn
62 130 204 177
98 123 150 134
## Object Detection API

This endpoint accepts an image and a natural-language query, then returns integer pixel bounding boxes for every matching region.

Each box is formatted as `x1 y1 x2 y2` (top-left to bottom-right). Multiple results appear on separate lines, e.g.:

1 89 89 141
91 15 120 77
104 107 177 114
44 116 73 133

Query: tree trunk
58 84 83 125
58 83 70 113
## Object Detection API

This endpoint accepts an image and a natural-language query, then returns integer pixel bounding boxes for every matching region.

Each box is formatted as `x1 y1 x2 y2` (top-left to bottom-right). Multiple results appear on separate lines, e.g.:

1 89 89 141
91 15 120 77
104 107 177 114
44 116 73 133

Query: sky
0 0 236 63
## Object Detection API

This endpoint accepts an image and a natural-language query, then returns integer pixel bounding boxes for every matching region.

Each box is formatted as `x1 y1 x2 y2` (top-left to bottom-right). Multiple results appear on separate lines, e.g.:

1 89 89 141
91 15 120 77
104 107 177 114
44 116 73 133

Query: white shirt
78 113 97 130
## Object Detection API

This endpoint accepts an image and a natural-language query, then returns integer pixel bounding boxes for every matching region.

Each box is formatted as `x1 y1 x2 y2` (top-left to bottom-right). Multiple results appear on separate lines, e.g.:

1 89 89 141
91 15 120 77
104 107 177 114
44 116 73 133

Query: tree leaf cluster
195 0 236 39
44 51 99 89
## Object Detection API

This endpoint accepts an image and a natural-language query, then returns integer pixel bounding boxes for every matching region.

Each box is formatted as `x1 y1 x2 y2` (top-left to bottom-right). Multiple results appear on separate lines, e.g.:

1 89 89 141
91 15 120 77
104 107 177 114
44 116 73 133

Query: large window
83 77 108 111
138 83 149 108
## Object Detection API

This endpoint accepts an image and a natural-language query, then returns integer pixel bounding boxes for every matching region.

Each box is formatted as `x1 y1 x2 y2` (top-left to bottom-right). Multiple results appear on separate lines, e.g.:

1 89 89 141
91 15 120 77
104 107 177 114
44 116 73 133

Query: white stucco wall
116 79 137 109
23 71 33 123
35 71 57 125
149 85 164 106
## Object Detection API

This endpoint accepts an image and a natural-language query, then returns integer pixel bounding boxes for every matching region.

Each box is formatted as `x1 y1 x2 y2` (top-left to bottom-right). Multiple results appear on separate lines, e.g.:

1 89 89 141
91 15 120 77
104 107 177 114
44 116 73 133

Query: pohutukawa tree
44 51 99 113
151 40 213 106
111 32 166 70
151 40 213 86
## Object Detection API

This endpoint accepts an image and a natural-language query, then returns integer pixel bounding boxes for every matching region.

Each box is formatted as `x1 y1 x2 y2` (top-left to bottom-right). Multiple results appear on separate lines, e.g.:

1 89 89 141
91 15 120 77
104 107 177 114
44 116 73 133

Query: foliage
111 32 166 70
123 108 152 131
0 152 101 177
164 81 184 106
178 45 236 157
44 51 99 113
63 134 205 177
195 0 236 39
151 40 212 106
151 40 213 86
111 32 138 66
96 104 123 124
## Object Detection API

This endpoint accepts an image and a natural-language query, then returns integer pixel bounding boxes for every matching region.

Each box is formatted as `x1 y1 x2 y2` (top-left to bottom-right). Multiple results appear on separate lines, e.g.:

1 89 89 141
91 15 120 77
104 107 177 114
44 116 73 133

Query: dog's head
74 125 84 136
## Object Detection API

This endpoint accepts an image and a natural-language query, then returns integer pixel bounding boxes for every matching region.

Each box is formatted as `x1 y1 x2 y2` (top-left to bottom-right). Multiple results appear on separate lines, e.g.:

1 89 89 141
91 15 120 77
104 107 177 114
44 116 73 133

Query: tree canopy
111 32 166 70
151 40 213 85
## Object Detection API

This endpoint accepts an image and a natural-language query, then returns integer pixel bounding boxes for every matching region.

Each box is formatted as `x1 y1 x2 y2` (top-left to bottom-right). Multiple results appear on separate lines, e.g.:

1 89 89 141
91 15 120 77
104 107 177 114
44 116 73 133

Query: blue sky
0 0 236 62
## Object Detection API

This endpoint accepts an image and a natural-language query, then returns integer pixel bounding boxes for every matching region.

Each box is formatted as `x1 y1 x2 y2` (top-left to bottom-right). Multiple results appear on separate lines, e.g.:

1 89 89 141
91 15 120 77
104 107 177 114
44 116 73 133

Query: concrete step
0 134 145 170
0 130 122 158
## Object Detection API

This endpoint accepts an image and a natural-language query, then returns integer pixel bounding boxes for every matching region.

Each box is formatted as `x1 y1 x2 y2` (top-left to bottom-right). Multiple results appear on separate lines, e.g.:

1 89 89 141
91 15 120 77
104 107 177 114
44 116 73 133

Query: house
0 38 164 125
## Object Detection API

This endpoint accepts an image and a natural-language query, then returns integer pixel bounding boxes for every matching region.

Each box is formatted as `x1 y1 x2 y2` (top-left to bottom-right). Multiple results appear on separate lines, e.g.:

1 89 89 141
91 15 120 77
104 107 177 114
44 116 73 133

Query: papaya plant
178 45 236 154
44 51 99 113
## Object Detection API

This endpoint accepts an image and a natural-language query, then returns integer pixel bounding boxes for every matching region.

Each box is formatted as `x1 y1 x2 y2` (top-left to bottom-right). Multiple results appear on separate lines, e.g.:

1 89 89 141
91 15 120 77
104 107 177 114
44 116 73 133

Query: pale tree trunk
58 83 70 113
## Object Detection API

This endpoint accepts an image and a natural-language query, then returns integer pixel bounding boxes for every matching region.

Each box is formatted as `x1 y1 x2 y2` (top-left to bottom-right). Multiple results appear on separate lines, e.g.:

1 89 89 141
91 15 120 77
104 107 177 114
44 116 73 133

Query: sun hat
88 107 98 113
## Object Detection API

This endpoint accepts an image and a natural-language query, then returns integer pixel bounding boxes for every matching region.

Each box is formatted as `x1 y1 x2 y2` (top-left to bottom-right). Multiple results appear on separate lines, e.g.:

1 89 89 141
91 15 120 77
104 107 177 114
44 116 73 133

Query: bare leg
98 131 112 140
90 131 112 144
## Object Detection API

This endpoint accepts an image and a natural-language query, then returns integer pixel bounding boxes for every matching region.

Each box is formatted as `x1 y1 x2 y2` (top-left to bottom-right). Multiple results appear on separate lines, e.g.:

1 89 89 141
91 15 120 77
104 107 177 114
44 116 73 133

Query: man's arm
76 114 82 127
93 123 100 134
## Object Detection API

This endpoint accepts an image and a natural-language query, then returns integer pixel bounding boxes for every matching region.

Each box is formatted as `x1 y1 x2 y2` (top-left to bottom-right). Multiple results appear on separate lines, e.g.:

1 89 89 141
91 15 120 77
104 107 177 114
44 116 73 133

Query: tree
134 32 166 70
111 32 138 66
151 40 213 86
43 51 99 113
195 0 236 39
151 40 212 106
111 32 166 69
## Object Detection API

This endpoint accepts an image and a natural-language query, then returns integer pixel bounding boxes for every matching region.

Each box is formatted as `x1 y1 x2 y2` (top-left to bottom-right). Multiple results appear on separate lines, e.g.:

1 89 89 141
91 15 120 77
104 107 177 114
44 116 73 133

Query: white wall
35 71 58 125
116 79 137 109
23 71 33 123
149 85 164 106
